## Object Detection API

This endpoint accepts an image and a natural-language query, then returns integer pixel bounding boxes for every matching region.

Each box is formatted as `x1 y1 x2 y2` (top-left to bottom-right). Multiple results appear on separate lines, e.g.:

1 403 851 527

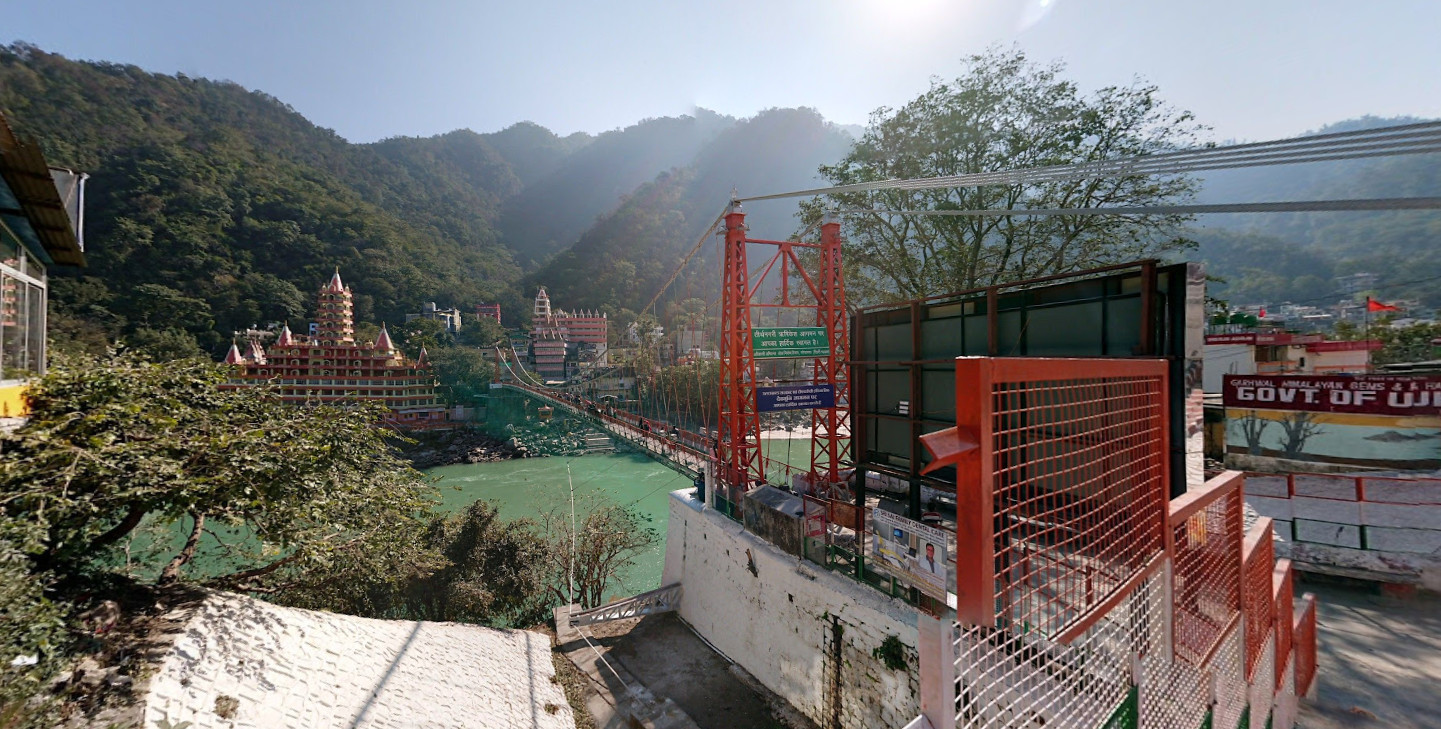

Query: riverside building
529 285 608 381
221 271 449 430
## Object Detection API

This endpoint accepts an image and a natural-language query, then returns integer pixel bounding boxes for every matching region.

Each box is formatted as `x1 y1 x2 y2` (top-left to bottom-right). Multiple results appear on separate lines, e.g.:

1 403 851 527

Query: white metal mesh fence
954 572 1166 729
1247 635 1275 729
1208 622 1247 729
1139 651 1207 729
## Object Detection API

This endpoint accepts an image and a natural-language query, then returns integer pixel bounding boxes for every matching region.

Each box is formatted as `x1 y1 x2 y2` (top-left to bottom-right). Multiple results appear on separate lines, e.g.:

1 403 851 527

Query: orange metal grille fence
1242 519 1277 682
1293 593 1318 697
1272 560 1294 691
953 358 1169 642
1169 471 1244 667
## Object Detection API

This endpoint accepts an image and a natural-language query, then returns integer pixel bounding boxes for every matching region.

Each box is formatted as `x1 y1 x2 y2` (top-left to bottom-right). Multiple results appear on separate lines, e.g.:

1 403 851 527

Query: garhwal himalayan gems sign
1222 374 1441 417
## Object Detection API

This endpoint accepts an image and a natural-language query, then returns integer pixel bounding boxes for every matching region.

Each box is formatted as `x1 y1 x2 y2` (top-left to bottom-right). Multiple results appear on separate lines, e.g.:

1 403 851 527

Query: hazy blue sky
5 0 1439 143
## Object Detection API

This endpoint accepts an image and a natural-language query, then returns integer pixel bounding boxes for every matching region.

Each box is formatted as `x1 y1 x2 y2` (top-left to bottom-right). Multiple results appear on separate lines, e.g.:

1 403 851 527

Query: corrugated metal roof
0 113 85 267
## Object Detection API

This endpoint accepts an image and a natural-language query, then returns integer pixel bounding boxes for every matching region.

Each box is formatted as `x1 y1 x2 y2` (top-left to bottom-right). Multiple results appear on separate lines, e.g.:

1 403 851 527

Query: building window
0 230 47 382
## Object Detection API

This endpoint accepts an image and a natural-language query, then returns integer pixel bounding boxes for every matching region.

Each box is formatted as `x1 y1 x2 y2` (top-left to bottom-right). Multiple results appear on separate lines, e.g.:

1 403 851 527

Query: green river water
427 452 690 597
137 385 810 601
425 436 814 596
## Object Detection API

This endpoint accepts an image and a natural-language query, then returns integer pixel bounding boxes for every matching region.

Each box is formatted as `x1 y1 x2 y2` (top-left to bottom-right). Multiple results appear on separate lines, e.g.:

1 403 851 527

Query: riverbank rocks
397 429 527 469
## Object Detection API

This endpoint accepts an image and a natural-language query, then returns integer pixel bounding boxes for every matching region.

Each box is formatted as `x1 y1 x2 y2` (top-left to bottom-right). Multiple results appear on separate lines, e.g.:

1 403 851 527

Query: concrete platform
143 591 574 728
555 607 806 729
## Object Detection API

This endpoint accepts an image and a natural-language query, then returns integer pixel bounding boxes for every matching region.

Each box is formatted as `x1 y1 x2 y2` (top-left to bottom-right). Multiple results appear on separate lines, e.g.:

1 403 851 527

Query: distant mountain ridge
0 44 855 357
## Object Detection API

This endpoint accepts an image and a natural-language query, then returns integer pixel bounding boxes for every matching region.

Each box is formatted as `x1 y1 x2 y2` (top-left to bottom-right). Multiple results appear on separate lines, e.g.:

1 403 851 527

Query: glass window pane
27 283 44 375
1026 302 1103 356
3 277 25 377
0 231 17 269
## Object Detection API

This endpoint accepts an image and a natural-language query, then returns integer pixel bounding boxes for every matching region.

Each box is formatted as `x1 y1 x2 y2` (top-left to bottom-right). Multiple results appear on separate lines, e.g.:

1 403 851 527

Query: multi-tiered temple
529 286 607 381
221 271 449 430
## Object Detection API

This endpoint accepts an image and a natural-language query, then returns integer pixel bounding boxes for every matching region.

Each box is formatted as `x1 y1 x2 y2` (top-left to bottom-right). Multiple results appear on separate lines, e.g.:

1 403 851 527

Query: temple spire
276 323 295 347
316 269 355 345
224 342 244 365
375 323 395 352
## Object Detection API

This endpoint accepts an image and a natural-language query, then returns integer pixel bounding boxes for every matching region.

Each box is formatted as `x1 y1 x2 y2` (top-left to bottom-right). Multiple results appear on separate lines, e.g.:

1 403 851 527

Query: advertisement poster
871 509 949 599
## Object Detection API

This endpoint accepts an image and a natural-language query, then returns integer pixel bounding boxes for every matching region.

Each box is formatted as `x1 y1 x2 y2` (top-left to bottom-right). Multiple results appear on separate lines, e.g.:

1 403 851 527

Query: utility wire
830 197 1441 218
736 121 1441 202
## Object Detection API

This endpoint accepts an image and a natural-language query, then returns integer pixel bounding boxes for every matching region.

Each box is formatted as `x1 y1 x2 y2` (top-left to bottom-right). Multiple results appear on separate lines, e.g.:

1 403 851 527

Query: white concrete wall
1204 344 1255 393
1244 474 1441 589
663 491 921 729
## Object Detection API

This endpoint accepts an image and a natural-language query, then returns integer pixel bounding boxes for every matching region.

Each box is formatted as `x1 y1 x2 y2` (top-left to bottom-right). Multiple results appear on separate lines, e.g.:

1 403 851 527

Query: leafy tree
539 498 658 610
279 500 550 628
0 528 69 728
428 347 496 406
404 501 551 626
457 316 507 348
799 48 1204 304
123 326 205 361
0 353 438 591
1372 321 1441 365
398 317 453 359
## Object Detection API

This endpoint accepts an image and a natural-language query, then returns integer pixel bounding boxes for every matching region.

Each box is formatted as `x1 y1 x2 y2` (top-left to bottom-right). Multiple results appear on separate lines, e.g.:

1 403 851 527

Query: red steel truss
718 203 762 490
717 203 851 494
810 219 851 488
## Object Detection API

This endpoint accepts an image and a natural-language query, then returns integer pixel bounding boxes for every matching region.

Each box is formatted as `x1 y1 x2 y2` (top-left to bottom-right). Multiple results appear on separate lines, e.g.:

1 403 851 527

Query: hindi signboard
1222 374 1441 417
752 327 830 359
870 509 949 599
757 384 836 412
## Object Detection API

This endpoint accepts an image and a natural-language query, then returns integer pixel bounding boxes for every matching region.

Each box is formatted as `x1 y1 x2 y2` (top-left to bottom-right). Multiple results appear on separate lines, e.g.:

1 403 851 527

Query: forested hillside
494 109 735 267
0 45 811 358
529 107 855 314
1194 116 1441 308
0 44 527 357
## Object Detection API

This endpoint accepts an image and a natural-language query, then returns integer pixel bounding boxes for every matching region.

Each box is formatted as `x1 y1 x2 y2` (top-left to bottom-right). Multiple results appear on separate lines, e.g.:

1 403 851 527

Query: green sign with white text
752 327 830 359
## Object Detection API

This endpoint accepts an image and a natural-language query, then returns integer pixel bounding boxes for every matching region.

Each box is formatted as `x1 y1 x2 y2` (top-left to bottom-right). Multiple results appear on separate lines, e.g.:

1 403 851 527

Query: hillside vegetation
1194 116 1441 308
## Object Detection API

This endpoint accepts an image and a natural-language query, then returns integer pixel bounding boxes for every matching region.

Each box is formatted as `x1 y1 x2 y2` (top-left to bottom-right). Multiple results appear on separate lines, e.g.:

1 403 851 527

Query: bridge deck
500 384 707 480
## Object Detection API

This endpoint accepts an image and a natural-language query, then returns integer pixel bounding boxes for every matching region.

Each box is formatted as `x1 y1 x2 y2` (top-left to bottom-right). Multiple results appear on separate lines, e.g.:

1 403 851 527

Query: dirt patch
536 624 597 729
50 581 206 728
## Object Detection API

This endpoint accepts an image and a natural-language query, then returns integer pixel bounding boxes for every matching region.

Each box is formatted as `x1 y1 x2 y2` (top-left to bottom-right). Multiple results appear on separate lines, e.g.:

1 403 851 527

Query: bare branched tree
540 498 659 609
1240 409 1270 455
1279 411 1325 460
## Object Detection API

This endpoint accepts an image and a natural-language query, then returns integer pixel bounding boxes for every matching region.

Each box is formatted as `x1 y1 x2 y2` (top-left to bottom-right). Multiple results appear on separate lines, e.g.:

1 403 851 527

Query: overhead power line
736 120 1441 203
834 197 1441 218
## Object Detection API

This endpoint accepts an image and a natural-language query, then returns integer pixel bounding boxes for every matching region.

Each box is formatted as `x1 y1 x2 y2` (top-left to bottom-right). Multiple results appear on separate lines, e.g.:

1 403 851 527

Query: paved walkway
143 591 574 729
1299 579 1441 729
